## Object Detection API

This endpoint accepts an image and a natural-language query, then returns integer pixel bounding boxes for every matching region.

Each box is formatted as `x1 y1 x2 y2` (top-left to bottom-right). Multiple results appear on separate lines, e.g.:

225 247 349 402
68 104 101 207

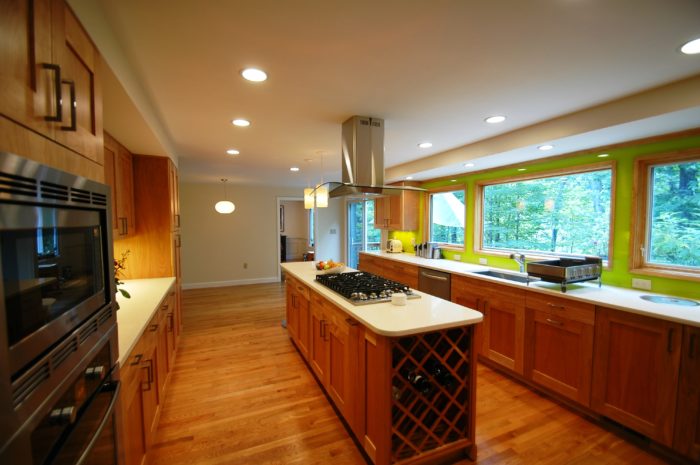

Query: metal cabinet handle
175 234 182 248
175 214 181 228
547 303 565 310
320 320 326 339
545 318 564 326
482 300 488 316
130 353 143 366
60 79 76 131
420 271 448 281
141 359 154 391
345 318 358 326
690 334 697 359
167 312 174 332
149 323 158 332
42 63 62 121
667 328 674 353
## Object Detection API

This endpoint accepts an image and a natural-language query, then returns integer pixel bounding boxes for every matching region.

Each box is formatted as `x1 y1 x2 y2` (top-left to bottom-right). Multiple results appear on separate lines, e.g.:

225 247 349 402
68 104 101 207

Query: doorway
347 199 381 269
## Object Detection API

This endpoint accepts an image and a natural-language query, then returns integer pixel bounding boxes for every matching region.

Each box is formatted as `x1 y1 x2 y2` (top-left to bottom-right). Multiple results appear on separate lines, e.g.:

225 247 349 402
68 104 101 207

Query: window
631 151 700 278
308 208 314 247
347 200 381 268
428 189 465 247
477 164 613 260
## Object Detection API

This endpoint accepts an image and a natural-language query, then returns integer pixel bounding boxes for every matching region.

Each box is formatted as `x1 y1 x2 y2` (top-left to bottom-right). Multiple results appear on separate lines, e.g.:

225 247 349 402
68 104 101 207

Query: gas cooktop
315 271 420 305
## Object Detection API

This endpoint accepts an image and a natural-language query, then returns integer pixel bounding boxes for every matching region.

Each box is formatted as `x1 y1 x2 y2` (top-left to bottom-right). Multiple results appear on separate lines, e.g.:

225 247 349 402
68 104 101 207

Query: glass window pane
430 190 465 245
482 169 611 259
648 160 700 268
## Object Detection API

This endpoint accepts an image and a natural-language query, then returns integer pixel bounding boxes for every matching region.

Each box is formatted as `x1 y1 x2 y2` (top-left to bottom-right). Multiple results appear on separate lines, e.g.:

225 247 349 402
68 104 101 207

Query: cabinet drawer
526 292 594 325
286 274 310 299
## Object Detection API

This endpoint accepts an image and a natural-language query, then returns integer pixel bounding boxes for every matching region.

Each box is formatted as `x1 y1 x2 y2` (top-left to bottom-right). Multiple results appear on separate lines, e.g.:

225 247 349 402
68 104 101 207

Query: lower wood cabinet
119 284 180 465
591 306 682 447
525 293 594 406
286 275 310 358
358 254 419 289
674 325 700 461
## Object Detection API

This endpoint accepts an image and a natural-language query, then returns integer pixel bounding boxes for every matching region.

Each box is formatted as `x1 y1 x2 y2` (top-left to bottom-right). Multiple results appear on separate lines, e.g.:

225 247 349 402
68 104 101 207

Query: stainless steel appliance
418 267 451 300
315 271 420 305
526 256 602 292
0 152 118 464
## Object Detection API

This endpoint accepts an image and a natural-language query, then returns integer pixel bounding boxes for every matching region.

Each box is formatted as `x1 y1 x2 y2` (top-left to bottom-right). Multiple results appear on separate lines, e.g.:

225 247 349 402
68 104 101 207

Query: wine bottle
425 358 456 389
401 363 433 396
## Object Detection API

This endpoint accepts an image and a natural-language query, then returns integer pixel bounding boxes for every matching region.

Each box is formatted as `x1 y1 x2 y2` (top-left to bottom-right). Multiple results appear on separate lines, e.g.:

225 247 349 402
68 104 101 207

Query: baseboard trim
182 277 280 290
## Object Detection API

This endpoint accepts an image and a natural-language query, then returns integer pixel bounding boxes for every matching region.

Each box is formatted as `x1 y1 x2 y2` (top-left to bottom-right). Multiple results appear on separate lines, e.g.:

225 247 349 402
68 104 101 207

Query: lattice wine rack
390 326 473 462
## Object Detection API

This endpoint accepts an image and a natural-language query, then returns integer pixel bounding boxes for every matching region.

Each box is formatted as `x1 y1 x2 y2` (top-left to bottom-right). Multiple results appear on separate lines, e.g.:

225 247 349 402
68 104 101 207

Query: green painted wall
389 133 700 299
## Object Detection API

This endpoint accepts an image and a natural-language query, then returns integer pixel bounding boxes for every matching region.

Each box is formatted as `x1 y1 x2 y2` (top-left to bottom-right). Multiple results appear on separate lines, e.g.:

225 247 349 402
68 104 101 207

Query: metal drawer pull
130 353 143 365
547 303 565 310
42 63 62 121
60 79 77 131
149 323 158 332
545 318 564 326
420 271 448 281
345 318 359 326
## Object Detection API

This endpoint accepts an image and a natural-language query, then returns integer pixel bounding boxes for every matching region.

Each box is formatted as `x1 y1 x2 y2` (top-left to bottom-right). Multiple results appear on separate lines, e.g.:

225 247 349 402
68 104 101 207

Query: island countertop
361 251 700 328
281 261 483 337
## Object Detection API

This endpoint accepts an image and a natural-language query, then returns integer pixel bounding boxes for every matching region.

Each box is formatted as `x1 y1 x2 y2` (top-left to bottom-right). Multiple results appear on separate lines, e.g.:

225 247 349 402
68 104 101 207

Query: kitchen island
281 261 483 465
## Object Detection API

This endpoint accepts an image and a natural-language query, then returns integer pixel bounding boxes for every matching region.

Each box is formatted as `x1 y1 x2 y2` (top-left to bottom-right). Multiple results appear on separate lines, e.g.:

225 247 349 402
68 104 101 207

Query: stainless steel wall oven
0 152 118 465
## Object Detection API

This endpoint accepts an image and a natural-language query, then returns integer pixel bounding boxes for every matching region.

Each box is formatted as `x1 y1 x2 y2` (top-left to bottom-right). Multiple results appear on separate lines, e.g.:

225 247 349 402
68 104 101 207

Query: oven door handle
74 380 121 465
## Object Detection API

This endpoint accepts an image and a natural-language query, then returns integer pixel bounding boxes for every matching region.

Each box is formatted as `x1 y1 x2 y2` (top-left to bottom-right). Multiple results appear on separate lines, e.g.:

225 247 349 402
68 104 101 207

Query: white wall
180 182 300 289
280 200 307 238
314 197 345 263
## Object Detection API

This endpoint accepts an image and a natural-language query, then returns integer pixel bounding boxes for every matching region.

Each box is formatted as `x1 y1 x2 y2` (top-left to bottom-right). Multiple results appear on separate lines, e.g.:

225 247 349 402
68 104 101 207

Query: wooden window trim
423 184 466 250
630 148 700 282
474 161 616 267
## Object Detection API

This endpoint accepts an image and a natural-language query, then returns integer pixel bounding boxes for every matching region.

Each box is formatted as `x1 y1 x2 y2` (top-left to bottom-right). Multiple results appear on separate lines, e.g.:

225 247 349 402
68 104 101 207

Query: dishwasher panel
418 267 451 300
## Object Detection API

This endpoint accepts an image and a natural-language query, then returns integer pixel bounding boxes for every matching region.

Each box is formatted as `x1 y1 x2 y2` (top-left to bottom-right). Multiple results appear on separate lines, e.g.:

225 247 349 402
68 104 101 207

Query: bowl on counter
313 261 346 275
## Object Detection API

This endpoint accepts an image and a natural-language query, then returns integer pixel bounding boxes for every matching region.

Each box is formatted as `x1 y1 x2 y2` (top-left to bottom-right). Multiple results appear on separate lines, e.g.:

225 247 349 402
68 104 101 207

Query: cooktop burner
315 271 420 305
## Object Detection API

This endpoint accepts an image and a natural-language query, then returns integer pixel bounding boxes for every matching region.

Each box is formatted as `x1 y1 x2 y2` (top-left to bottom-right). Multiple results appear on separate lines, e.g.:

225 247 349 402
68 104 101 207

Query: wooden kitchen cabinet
104 131 136 237
309 292 358 427
674 325 700 461
0 0 103 167
591 306 682 446
286 274 310 359
358 253 419 289
525 293 594 406
452 274 525 374
373 185 419 231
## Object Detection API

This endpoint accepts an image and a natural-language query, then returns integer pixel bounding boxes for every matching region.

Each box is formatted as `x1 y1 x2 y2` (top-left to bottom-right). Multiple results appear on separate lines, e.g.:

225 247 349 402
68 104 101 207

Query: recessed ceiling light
232 119 250 127
517 168 527 171
598 153 609 158
538 144 554 151
464 162 475 168
680 38 700 55
241 68 268 82
485 115 506 124
226 149 240 155
418 142 433 149
290 167 300 172
405 176 413 180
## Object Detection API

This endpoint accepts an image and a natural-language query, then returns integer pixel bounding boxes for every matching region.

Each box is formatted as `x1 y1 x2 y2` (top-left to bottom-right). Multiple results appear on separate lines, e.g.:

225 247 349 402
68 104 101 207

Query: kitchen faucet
510 253 526 273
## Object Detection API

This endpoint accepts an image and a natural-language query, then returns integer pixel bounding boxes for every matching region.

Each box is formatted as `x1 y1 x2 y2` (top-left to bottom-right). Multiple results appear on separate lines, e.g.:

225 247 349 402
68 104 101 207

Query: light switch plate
479 258 487 265
632 278 651 290
453 254 461 261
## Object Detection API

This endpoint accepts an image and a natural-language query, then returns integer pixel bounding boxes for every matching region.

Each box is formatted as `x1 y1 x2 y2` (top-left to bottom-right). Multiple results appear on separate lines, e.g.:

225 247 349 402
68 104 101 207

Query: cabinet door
285 283 298 340
50 0 102 163
169 160 180 230
327 308 355 423
674 326 700 461
103 140 119 232
373 197 388 229
165 297 177 370
483 285 525 374
119 351 147 465
309 302 328 382
451 275 485 355
591 306 681 446
528 310 593 406
115 147 135 235
141 341 160 449
296 293 310 359
0 0 55 140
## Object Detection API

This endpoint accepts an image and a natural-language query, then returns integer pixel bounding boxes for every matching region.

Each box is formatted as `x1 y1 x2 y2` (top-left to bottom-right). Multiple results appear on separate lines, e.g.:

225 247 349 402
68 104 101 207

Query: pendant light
304 188 314 209
214 178 235 214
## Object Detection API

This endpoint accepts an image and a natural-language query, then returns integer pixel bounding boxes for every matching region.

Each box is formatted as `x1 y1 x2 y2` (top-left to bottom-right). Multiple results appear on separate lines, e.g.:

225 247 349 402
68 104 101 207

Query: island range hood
322 116 424 199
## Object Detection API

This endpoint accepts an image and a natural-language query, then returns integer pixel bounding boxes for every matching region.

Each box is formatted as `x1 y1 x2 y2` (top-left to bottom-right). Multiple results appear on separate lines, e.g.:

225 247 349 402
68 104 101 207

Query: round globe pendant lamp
215 178 235 214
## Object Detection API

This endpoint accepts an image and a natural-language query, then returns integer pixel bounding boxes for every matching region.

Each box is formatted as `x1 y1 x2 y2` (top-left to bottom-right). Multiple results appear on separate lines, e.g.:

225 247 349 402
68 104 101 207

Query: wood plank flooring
149 283 668 465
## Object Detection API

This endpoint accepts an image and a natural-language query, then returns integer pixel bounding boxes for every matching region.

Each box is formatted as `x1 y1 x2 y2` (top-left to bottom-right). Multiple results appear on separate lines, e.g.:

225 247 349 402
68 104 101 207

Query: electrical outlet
411 237 416 246
632 278 651 290
479 258 487 265
330 228 337 234
453 254 461 261
243 262 248 269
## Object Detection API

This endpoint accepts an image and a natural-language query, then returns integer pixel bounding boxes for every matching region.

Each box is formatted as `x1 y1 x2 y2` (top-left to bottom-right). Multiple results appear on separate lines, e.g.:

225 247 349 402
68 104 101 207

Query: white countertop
281 262 483 337
116 277 176 365
362 251 700 328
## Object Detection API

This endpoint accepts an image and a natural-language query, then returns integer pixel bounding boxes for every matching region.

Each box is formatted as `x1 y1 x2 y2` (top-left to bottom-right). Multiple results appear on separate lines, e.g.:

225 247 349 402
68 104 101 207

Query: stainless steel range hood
325 116 424 198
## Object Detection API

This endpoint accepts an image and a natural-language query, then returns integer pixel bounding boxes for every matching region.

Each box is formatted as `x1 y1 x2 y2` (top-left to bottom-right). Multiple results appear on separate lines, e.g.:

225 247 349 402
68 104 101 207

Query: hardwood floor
149 283 668 465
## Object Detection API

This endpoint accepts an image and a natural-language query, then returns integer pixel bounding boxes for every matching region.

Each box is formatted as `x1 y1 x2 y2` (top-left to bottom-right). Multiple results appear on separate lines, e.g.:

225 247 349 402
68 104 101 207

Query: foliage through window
480 167 612 259
646 159 699 268
429 190 465 246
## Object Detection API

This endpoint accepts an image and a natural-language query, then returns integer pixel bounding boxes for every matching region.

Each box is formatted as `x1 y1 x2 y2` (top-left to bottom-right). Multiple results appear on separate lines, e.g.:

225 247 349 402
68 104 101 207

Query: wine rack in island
362 325 476 465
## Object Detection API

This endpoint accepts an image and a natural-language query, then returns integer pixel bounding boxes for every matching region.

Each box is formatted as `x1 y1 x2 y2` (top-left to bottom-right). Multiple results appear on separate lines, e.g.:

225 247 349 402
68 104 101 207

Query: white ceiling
70 0 700 187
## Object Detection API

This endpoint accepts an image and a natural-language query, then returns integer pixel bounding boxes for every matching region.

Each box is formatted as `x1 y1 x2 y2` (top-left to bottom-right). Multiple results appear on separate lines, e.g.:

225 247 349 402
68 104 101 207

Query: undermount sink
472 270 536 283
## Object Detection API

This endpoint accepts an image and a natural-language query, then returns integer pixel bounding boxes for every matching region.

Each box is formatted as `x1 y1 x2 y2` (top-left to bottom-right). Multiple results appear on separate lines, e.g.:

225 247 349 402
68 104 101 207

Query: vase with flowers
114 250 131 299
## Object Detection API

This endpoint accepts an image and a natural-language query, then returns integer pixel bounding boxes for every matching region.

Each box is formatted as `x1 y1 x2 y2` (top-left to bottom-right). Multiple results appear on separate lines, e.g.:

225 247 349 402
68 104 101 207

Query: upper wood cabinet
591 306 682 447
104 132 136 237
0 0 103 166
373 186 419 231
674 325 700 461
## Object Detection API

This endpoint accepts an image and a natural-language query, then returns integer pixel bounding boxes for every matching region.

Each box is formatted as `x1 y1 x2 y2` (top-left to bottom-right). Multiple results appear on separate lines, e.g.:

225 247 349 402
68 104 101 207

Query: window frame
474 161 616 265
630 149 700 281
423 185 467 250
